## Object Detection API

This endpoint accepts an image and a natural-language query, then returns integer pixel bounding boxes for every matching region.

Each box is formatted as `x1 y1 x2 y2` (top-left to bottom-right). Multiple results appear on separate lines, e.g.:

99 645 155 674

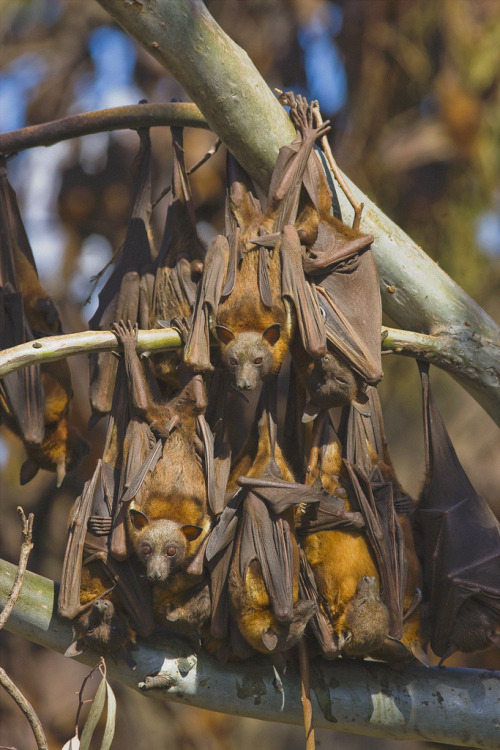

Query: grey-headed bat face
215 324 281 391
130 509 203 582
306 352 363 409
66 599 131 658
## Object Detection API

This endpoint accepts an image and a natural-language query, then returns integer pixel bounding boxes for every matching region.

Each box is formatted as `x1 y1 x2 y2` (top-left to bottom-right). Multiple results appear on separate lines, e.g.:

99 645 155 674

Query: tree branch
0 103 208 154
94 0 500 424
3 325 500 428
0 558 499 748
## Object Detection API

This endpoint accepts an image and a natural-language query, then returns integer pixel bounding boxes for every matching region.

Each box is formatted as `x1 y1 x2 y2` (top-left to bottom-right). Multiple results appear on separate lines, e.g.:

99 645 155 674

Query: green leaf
99 680 117 750
80 675 107 750
62 736 80 750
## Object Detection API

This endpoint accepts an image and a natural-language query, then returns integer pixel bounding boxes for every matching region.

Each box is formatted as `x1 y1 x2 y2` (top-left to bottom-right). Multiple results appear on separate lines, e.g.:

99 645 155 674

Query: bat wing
0 159 46 445
89 129 153 416
237 491 295 624
296 491 365 535
151 127 205 327
184 234 230 371
417 362 500 656
58 461 106 618
344 462 406 639
155 126 204 269
206 491 244 639
0 289 45 445
280 225 327 359
311 253 383 385
299 548 340 658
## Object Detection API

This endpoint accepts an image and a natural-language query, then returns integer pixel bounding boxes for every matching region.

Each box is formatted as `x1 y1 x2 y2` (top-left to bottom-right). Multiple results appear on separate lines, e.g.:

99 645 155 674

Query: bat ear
302 402 320 423
56 461 66 488
64 640 85 658
129 508 150 531
20 459 39 485
262 323 281 347
214 325 235 345
181 524 204 541
355 386 369 405
261 628 278 651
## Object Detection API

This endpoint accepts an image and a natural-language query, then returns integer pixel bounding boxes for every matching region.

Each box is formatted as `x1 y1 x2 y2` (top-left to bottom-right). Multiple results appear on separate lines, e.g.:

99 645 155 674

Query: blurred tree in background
1 1 500 747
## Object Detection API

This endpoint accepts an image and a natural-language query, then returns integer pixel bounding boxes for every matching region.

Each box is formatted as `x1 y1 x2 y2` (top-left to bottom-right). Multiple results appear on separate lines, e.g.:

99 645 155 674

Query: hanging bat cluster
2 94 497 697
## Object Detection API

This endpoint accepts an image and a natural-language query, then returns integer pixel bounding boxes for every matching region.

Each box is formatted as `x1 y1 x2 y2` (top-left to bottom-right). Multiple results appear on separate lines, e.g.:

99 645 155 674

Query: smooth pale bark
1 559 499 749
0 328 182 377
94 0 500 423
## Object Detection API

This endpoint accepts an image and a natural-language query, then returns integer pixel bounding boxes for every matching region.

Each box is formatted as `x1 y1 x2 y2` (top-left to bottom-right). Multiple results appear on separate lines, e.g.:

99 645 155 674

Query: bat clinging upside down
185 96 328 390
111 320 216 641
89 128 154 421
0 156 88 485
415 362 500 662
148 126 206 391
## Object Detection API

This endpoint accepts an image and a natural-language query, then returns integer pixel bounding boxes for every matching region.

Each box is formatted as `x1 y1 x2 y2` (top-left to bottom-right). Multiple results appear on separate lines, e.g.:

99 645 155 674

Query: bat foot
138 673 176 691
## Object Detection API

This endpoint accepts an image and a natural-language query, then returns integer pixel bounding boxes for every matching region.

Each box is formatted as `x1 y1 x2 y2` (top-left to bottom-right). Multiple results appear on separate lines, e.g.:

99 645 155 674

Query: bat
415 362 500 662
297 417 394 659
205 383 321 660
0 156 87 486
148 126 206 391
184 95 328 389
338 387 426 663
58 456 155 663
111 320 216 640
264 93 383 423
59 340 159 661
89 128 154 421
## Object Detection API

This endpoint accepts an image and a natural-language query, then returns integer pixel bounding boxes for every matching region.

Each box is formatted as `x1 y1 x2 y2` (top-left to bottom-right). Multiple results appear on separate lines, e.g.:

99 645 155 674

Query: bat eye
166 546 177 557
229 357 238 366
142 544 152 556
322 355 330 364
254 357 263 365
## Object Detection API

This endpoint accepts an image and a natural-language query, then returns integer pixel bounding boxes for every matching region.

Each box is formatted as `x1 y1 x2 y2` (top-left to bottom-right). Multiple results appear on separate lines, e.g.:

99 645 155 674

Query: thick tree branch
0 103 208 154
0 559 499 748
93 0 500 423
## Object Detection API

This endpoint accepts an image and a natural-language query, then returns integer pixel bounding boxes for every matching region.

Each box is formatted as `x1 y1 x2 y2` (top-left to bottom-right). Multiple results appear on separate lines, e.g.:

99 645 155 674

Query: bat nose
237 380 253 391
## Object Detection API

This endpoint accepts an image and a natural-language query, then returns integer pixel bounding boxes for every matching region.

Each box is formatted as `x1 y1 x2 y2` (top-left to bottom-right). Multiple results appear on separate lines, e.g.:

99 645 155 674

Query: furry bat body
0 156 87 485
185 96 328 390
415 363 500 661
337 388 425 662
112 320 214 641
298 420 394 659
59 456 155 662
205 384 321 659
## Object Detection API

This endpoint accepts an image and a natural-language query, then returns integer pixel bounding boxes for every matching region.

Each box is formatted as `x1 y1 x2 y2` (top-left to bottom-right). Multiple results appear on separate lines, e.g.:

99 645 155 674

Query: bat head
65 599 131 657
342 576 390 655
129 509 204 582
215 324 281 391
303 352 367 422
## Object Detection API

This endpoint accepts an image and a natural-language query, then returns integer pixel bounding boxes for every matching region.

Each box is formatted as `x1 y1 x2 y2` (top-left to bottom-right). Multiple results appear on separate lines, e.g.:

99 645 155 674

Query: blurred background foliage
1 0 500 748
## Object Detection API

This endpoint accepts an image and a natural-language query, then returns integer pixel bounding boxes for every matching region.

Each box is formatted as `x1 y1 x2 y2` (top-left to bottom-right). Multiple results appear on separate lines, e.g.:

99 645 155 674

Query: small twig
0 102 209 155
73 658 106 740
0 508 34 631
311 104 364 231
0 670 48 750
152 137 222 208
298 640 315 750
